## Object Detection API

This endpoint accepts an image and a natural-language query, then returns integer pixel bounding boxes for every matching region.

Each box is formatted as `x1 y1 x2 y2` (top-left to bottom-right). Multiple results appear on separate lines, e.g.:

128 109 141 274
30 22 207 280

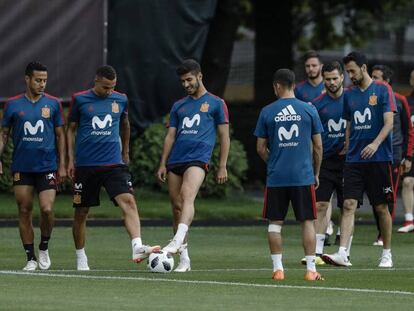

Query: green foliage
0 139 14 192
129 121 248 197
130 122 168 192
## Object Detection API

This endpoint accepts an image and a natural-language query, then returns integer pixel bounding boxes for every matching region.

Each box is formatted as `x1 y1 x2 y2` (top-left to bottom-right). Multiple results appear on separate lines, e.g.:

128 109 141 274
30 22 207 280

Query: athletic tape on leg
268 224 282 233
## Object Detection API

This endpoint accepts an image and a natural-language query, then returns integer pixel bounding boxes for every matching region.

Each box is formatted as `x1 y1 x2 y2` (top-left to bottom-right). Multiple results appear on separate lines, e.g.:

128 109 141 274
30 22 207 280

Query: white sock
382 248 391 256
338 246 347 258
306 255 316 272
346 236 353 257
405 213 414 222
174 224 189 244
337 227 341 235
131 237 142 251
315 234 325 255
180 247 190 262
76 248 87 258
271 254 283 272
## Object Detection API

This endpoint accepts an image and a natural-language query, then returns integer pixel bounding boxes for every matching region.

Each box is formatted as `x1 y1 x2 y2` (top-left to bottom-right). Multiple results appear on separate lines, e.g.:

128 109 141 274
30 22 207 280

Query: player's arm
216 123 230 184
339 121 350 155
0 127 11 175
312 133 323 189
256 137 269 162
360 111 393 159
400 97 413 173
66 122 77 179
120 116 130 165
157 127 177 183
55 126 67 181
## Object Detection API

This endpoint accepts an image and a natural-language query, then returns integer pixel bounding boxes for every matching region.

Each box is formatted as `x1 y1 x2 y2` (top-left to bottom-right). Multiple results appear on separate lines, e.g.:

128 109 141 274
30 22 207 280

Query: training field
0 225 413 310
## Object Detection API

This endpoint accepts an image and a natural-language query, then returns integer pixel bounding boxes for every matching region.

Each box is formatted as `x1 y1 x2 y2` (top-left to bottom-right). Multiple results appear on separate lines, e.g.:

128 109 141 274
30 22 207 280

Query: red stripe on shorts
310 185 317 219
262 187 268 219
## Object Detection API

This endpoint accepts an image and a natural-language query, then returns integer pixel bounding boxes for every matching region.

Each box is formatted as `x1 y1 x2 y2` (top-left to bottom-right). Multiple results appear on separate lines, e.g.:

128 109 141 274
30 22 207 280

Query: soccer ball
148 251 174 273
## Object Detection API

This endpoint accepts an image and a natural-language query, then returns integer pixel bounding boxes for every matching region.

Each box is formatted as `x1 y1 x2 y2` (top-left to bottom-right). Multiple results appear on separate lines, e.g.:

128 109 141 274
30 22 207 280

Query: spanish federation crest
41 106 50 118
369 94 378 106
73 193 81 204
112 101 119 113
200 102 209 112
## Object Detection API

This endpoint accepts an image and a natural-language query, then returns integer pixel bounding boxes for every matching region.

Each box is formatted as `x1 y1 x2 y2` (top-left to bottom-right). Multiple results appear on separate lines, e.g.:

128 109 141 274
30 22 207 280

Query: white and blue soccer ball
148 251 174 273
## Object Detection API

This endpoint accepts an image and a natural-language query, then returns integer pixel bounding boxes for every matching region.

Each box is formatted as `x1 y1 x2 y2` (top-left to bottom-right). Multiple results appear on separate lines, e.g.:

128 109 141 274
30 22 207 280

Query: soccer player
371 65 413 241
322 52 395 268
157 59 230 272
306 61 347 264
255 68 324 281
294 50 325 103
0 61 66 271
67 65 159 270
399 69 414 233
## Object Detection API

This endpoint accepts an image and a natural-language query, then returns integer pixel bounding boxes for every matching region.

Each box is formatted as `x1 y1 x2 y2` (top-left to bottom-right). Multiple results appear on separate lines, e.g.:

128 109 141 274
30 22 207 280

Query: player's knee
316 202 329 214
18 202 33 216
342 199 356 213
40 204 53 215
402 177 414 188
268 224 282 233
375 204 389 215
74 207 89 221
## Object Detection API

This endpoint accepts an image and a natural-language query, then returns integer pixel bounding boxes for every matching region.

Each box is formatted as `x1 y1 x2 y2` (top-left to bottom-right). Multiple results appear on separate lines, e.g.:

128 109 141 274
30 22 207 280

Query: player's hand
58 164 67 183
216 166 228 184
157 165 167 183
360 142 379 159
339 142 348 155
401 159 412 174
314 175 320 189
122 152 130 165
67 161 75 180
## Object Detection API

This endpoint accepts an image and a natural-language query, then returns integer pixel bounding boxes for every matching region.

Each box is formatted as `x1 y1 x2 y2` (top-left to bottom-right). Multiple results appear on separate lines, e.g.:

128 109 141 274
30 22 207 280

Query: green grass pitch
0 225 413 310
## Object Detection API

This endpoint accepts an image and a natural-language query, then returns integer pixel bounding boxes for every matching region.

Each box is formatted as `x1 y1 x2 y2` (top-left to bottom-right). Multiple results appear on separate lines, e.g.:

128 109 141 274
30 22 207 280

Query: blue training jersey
313 92 346 158
167 92 229 165
2 93 64 172
343 80 396 163
294 80 325 103
69 89 128 166
254 97 323 187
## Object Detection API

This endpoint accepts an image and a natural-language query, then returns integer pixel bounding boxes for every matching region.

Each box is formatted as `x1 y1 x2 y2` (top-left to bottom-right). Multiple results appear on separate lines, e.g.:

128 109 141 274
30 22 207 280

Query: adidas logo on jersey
274 105 301 122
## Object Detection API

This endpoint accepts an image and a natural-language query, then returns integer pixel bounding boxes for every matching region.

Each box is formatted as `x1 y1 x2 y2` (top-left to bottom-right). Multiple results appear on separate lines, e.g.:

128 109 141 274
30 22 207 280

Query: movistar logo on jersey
23 120 44 142
181 114 200 134
327 118 346 138
274 105 301 122
278 124 299 147
354 108 371 130
91 114 112 136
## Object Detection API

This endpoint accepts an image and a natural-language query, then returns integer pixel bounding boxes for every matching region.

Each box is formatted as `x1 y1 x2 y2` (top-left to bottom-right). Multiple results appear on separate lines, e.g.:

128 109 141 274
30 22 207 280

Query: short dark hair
273 69 295 89
322 61 343 76
303 50 321 63
25 61 47 77
96 65 117 80
343 51 367 67
372 64 393 83
176 59 201 76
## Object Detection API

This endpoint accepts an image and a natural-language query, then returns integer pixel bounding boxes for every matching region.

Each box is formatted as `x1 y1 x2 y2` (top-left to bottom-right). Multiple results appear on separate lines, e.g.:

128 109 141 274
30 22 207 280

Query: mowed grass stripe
1 270 413 296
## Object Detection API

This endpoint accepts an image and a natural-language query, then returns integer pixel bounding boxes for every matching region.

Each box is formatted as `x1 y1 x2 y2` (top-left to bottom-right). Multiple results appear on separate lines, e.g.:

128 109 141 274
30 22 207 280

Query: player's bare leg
268 221 284 280
15 185 37 270
301 220 324 280
400 177 414 232
73 206 90 270
115 193 160 263
168 172 190 271
376 203 393 267
37 189 56 270
322 199 356 267
163 167 205 254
